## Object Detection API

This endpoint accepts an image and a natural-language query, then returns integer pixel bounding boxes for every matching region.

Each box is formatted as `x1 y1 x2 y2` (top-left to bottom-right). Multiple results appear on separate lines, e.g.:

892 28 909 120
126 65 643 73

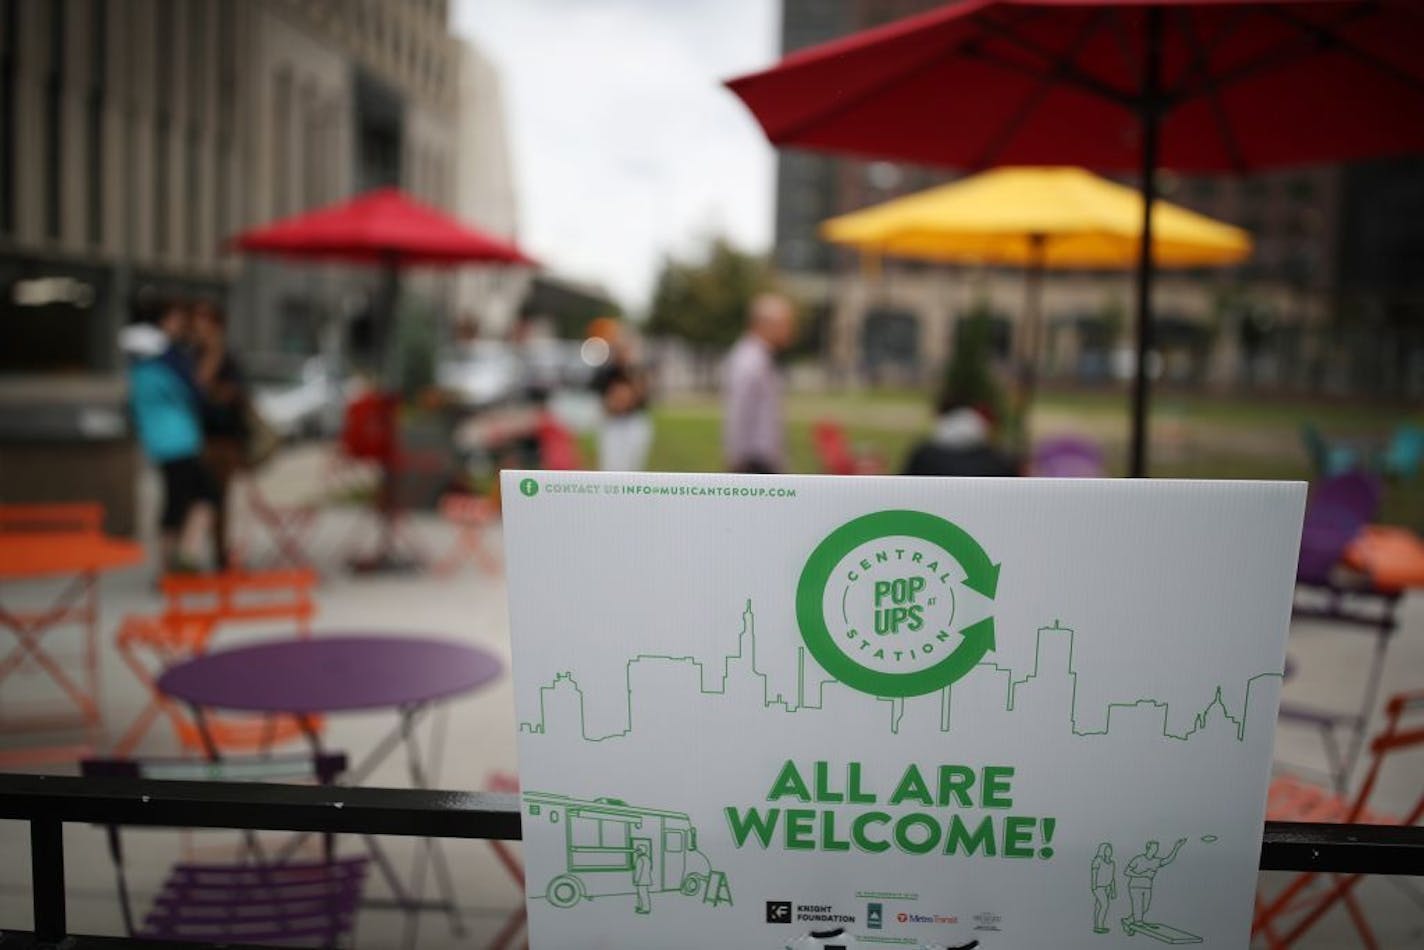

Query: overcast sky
453 0 780 312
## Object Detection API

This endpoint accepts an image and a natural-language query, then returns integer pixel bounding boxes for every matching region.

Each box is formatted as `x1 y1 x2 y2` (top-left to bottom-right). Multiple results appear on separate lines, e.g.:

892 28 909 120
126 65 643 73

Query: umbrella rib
1174 7 1248 172
971 9 1117 168
971 9 1137 109
770 30 986 146
1267 4 1424 95
1170 3 1423 106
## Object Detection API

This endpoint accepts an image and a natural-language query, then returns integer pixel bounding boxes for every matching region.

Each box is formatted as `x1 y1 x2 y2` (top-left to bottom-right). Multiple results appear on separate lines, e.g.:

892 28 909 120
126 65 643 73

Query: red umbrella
230 187 535 571
727 0 1424 475
230 186 535 267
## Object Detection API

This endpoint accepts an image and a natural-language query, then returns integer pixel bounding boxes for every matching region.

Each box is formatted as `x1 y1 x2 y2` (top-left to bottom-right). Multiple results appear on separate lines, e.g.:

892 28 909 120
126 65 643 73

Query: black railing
2 772 1422 948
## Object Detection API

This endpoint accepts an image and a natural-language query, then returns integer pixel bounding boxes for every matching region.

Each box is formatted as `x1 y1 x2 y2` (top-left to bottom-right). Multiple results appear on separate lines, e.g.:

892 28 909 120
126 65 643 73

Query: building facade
775 0 1419 396
0 0 465 378
0 0 519 530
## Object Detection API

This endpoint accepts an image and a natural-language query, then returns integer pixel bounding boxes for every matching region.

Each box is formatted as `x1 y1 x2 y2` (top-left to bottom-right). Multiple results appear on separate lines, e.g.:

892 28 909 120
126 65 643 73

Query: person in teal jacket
121 301 217 572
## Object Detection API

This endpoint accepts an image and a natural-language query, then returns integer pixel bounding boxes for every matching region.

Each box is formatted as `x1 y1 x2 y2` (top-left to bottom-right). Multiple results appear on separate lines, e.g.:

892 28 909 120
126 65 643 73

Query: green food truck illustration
524 791 731 912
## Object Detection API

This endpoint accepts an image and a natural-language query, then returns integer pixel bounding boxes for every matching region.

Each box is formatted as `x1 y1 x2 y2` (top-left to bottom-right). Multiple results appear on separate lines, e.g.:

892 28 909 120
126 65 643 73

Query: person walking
593 325 652 471
191 300 250 571
722 293 795 474
121 300 216 573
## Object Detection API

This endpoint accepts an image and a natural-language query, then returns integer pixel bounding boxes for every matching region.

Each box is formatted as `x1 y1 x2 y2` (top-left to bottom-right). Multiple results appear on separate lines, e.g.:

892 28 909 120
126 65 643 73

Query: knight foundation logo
796 511 1001 697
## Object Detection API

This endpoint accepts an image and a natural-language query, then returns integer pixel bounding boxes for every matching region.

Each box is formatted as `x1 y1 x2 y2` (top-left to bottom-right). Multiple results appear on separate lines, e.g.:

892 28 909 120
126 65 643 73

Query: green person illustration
1091 842 1117 934
1123 838 1187 929
633 840 653 915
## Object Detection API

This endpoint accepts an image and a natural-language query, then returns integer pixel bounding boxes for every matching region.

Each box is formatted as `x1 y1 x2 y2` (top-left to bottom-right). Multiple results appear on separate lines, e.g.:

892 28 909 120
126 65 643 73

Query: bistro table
157 634 503 943
1285 523 1424 791
0 531 143 765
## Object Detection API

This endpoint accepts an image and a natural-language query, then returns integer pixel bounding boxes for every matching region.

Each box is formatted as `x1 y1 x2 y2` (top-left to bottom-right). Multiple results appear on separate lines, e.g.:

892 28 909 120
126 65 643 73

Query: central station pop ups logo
795 510 1000 697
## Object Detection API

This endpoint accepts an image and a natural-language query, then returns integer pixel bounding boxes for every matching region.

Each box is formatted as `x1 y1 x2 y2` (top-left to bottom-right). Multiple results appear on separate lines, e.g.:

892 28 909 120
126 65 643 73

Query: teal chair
1380 425 1424 480
1300 423 1359 477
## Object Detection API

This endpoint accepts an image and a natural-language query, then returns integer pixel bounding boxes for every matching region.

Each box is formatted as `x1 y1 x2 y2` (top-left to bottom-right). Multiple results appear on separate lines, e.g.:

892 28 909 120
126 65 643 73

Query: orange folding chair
0 503 113 765
113 569 321 756
0 502 104 534
1254 690 1424 947
485 771 527 950
434 493 502 577
241 479 322 571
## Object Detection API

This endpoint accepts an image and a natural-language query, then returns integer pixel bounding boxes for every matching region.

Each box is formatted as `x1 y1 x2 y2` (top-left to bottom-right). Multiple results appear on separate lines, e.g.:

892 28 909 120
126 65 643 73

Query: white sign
502 472 1304 949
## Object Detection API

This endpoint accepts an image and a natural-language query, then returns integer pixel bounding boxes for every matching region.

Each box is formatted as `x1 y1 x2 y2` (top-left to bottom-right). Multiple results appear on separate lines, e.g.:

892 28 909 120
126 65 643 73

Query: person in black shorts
121 299 219 572
193 300 249 571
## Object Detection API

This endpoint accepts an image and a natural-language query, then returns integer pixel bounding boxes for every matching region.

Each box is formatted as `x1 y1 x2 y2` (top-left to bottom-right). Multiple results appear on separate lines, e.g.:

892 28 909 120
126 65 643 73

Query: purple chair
1295 471 1382 585
1282 471 1394 792
81 753 368 947
1030 435 1105 478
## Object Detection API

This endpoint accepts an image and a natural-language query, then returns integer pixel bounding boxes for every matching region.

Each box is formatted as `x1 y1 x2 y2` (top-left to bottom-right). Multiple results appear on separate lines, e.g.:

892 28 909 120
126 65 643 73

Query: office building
0 0 506 529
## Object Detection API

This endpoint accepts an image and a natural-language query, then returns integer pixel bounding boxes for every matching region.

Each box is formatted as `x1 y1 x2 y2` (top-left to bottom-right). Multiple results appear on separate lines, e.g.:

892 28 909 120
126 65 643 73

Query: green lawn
639 388 1423 528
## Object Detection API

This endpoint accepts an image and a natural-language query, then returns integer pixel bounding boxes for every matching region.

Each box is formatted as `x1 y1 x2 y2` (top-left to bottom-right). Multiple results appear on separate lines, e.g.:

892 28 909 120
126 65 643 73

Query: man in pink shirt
722 293 796 473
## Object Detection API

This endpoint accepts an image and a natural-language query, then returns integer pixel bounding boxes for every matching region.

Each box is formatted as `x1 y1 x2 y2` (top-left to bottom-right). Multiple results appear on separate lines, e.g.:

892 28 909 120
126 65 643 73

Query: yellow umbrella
821 166 1252 444
822 165 1251 268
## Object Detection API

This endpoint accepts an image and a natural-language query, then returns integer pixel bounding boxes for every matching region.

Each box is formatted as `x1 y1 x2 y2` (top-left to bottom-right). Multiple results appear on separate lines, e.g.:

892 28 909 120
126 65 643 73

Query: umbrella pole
1017 233 1046 457
1129 7 1164 479
354 259 417 573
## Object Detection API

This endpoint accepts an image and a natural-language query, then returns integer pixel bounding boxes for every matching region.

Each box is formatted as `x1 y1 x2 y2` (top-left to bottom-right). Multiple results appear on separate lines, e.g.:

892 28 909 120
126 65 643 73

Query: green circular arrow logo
796 510 1000 698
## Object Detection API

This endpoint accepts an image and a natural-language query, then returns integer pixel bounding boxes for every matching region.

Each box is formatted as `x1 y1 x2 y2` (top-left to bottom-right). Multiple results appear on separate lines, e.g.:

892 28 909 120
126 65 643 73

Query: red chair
434 493 502 577
335 391 446 568
1254 690 1424 947
812 420 882 475
113 569 321 756
535 413 585 470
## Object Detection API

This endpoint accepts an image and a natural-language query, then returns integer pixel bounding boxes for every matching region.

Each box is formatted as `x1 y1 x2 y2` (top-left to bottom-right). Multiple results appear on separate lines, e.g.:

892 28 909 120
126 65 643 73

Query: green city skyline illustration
520 602 1281 745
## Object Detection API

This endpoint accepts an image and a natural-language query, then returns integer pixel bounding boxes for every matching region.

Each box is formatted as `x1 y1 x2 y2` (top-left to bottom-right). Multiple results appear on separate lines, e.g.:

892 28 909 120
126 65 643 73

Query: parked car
437 341 524 409
251 356 342 440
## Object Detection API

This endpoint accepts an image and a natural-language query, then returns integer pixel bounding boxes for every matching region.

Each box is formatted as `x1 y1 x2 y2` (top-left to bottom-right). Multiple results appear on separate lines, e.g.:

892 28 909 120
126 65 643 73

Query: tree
942 300 1006 423
646 238 774 347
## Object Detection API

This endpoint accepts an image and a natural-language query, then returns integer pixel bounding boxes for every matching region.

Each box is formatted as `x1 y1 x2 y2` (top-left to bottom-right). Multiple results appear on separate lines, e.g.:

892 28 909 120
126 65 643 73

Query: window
185 128 200 255
663 830 685 853
273 67 292 215
0 0 19 234
568 813 633 871
45 0 66 240
184 0 204 256
215 0 234 243
154 1 174 255
300 83 317 210
86 0 105 246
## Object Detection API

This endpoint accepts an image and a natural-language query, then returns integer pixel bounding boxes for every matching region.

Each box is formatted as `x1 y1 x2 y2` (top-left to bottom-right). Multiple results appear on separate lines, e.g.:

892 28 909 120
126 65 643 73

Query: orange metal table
1342 524 1424 594
0 532 144 765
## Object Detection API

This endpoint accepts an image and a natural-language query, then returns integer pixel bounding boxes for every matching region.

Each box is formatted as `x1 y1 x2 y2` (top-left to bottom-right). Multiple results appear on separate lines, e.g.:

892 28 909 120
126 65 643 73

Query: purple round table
157 634 502 715
157 634 503 939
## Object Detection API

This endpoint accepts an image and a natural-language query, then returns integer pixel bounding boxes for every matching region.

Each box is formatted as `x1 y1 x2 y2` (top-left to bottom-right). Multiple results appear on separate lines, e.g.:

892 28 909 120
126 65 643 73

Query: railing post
31 817 66 944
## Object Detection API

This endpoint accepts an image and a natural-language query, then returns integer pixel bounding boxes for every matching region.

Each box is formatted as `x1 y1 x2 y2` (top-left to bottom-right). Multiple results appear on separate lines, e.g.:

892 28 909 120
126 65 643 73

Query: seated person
902 389 1019 477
